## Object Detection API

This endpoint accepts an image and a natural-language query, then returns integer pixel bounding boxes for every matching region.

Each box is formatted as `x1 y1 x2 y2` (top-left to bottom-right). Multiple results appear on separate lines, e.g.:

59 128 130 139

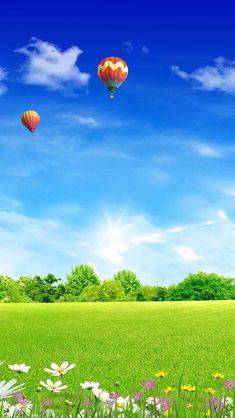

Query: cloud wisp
0 67 7 96
123 41 150 54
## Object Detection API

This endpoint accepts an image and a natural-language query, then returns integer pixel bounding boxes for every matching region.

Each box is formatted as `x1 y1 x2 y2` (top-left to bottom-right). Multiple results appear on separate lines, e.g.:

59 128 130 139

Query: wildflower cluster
0 361 234 417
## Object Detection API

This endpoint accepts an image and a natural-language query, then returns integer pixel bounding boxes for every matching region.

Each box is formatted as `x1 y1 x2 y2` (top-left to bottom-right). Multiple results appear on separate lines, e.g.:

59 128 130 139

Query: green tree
79 284 101 302
19 274 60 303
66 265 100 298
155 286 167 301
137 285 167 301
166 284 182 301
166 272 235 301
137 285 157 301
79 280 126 302
113 270 140 299
0 275 10 301
0 276 29 303
98 280 126 301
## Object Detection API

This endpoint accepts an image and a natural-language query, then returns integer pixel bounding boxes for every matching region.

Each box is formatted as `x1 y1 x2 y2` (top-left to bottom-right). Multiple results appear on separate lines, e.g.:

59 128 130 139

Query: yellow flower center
49 384 57 390
182 385 196 392
164 386 174 394
213 373 224 379
117 402 124 409
155 371 166 378
57 367 65 373
205 388 216 395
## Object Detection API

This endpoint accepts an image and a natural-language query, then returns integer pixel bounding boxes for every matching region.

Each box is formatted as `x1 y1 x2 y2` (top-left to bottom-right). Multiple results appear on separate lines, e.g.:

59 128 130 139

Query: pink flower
224 379 235 391
19 399 31 406
41 400 52 408
109 392 120 402
14 392 24 401
142 380 156 390
132 392 143 401
157 397 170 411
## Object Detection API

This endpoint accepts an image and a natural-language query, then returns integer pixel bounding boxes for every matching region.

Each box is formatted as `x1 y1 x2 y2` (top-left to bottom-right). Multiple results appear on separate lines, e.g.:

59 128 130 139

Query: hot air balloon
98 57 128 98
21 110 40 134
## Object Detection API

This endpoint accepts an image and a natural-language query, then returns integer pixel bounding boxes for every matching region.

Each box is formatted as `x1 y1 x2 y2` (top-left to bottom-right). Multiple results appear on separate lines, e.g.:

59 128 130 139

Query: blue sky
1 1 235 283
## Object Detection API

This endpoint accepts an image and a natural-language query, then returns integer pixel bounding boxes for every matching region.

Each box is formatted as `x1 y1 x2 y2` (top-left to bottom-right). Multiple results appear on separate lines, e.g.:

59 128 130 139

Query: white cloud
123 41 150 54
217 209 228 220
223 186 235 196
172 57 235 94
189 141 222 158
131 232 164 244
174 245 203 262
15 37 90 93
1 207 235 283
0 68 7 96
123 41 134 53
59 112 126 129
71 116 97 126
139 44 150 54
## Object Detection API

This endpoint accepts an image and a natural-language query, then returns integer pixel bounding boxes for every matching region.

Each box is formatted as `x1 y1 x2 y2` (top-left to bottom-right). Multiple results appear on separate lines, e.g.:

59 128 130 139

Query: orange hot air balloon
98 57 128 98
21 110 40 133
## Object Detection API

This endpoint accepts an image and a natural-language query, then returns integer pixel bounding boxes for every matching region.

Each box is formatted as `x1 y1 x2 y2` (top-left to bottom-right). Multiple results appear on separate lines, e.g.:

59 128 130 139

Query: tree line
0 266 234 303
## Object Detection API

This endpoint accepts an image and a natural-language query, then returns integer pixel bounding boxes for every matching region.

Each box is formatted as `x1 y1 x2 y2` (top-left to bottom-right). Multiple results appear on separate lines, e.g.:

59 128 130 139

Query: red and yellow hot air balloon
98 57 128 98
21 110 40 134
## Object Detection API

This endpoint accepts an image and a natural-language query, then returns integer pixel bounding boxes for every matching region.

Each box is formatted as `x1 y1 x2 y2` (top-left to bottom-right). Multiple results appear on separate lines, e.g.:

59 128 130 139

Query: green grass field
0 301 234 401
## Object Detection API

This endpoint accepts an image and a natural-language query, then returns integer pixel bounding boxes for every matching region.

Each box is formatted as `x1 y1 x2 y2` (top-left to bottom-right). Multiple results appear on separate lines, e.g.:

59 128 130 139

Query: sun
95 214 132 264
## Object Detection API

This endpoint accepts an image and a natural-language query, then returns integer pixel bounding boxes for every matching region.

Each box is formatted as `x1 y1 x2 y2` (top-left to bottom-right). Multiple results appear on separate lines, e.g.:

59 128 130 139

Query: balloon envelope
98 57 128 98
21 110 40 133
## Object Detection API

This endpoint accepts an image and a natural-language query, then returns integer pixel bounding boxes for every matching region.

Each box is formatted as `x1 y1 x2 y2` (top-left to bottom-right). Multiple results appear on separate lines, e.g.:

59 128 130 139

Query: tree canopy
0 268 234 303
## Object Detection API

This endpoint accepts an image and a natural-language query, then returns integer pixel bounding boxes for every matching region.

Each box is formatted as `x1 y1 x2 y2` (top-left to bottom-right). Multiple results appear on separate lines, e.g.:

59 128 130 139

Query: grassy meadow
0 300 234 403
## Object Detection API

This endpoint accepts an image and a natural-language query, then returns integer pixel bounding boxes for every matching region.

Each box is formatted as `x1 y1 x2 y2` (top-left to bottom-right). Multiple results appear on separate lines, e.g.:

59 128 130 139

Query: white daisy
0 400 11 412
40 379 67 393
0 380 25 399
222 396 233 406
44 362 75 376
92 387 110 403
8 364 31 373
114 396 130 411
5 405 16 418
80 381 100 390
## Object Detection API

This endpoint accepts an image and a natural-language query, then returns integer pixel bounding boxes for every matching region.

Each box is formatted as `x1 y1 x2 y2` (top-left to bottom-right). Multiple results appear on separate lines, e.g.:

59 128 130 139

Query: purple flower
210 397 225 410
132 392 143 401
142 380 156 391
109 392 120 401
157 397 170 411
41 400 52 408
14 392 24 401
19 399 31 406
224 379 235 391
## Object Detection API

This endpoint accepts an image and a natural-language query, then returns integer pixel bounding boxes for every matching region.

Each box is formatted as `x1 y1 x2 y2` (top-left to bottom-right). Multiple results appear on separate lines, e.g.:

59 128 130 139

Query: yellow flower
181 384 196 392
164 386 175 395
206 410 211 417
212 372 224 379
186 403 193 409
204 387 216 395
155 371 166 378
164 409 172 416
